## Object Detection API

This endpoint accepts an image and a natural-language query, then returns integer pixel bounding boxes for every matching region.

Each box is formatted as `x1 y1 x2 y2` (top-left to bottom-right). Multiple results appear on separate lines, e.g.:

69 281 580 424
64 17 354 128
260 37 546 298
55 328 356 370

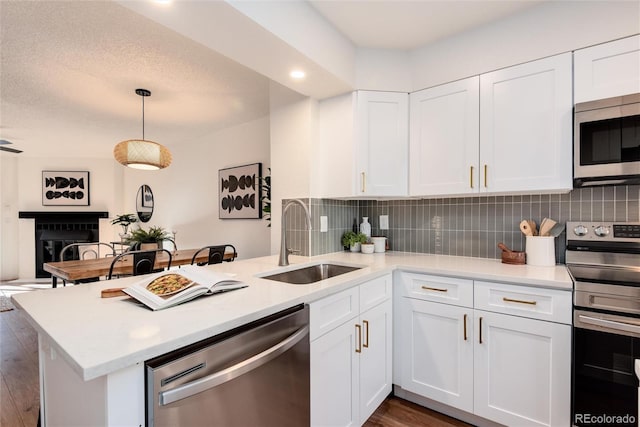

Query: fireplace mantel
19 211 109 220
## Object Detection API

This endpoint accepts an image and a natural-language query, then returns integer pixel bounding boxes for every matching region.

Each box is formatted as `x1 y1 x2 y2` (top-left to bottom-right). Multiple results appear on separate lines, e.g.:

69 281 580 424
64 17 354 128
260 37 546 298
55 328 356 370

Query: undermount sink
261 263 362 285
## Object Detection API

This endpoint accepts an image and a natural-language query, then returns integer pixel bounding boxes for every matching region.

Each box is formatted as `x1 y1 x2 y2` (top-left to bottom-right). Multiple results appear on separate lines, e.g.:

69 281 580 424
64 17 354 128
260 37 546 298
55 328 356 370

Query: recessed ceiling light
153 0 172 5
290 70 305 80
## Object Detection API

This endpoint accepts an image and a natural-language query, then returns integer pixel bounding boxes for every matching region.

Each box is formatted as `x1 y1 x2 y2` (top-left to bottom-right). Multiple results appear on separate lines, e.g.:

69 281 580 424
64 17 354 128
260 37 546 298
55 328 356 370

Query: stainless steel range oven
566 222 640 427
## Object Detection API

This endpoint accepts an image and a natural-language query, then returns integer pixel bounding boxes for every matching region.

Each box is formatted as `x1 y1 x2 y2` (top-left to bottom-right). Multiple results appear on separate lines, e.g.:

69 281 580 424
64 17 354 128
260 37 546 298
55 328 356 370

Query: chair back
191 244 237 266
60 242 116 262
107 249 173 280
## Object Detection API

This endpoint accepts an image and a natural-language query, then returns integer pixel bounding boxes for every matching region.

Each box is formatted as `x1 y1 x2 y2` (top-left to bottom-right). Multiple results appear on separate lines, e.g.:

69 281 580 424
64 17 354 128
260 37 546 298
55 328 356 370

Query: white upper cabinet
574 35 640 103
479 52 573 193
409 53 572 196
355 91 409 196
409 77 480 196
316 91 409 198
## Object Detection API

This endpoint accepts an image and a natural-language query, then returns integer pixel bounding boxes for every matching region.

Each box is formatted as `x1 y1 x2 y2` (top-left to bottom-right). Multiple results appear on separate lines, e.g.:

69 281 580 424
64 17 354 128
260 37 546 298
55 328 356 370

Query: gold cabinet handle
503 297 537 306
421 286 448 292
484 164 487 188
363 320 369 348
361 172 366 193
355 324 362 353
470 166 474 188
479 316 483 344
463 314 468 341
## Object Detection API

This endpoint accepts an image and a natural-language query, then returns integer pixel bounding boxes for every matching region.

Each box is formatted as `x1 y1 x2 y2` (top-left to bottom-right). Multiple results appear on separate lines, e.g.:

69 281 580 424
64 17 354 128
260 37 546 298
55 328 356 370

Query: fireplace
19 211 109 278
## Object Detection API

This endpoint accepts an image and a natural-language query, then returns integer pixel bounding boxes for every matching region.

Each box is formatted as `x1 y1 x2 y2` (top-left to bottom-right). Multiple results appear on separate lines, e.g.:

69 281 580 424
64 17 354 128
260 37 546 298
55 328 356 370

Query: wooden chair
107 249 173 280
59 242 116 285
190 244 237 266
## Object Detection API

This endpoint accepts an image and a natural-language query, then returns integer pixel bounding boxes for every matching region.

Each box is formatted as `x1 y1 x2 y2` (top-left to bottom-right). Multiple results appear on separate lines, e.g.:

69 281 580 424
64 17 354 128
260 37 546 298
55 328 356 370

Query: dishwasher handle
159 325 309 406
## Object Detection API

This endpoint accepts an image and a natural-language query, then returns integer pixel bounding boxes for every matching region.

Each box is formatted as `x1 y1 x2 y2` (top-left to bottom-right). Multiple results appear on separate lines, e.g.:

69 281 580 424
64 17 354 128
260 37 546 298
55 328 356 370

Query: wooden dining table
43 248 236 288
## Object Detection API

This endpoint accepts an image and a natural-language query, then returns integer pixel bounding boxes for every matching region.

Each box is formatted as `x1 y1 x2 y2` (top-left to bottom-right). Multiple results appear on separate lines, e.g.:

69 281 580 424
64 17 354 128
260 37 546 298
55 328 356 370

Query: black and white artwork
219 163 262 219
42 171 90 206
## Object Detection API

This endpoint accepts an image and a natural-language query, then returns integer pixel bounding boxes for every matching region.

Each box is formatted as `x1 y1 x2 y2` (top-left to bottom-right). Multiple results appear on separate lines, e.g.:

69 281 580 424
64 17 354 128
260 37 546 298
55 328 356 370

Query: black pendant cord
135 88 151 140
142 95 145 140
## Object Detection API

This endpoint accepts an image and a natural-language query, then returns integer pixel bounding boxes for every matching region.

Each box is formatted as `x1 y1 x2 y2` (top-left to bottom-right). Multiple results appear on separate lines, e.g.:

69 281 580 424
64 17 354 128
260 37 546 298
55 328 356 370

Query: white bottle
360 217 371 242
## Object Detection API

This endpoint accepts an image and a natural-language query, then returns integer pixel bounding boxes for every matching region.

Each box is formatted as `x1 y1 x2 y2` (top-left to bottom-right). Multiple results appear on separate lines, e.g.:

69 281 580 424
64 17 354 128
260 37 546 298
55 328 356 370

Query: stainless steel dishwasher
146 304 309 426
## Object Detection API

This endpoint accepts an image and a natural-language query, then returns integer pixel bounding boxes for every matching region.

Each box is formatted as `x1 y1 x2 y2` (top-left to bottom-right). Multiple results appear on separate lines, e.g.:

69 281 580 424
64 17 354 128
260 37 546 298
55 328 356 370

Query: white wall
122 116 271 261
409 1 640 91
0 155 19 280
269 81 316 254
355 49 412 92
12 157 122 279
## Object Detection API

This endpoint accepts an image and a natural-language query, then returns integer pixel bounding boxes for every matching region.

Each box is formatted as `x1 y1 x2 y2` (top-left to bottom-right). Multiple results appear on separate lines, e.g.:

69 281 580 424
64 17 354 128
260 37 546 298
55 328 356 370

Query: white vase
350 242 361 252
360 217 371 242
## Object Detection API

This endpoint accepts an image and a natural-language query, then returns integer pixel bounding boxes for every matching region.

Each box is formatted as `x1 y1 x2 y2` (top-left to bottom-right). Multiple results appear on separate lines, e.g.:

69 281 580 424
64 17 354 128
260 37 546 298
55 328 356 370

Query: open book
123 265 248 311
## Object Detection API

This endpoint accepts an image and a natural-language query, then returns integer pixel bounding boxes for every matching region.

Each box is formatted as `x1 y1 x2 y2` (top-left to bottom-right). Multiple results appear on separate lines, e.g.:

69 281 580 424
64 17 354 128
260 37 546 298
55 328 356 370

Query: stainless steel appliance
574 93 640 187
566 222 640 426
146 304 309 427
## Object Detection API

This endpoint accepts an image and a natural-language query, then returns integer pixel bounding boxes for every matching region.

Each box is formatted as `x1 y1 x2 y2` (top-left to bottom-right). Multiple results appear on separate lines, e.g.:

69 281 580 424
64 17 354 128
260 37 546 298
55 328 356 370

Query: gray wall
290 185 640 264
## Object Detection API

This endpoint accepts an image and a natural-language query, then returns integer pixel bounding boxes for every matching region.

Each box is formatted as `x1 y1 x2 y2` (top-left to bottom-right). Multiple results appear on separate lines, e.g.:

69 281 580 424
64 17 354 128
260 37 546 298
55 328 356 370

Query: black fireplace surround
19 211 109 278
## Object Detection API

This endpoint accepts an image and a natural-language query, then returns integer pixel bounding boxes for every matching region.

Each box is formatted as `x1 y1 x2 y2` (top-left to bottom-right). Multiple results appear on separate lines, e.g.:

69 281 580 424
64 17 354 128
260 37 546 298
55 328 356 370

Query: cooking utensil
548 222 565 237
519 220 537 236
539 218 557 236
497 242 512 253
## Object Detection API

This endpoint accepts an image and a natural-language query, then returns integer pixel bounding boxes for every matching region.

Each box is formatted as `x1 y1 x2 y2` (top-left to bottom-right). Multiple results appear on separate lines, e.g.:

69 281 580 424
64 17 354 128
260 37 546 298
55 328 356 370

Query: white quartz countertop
12 251 572 381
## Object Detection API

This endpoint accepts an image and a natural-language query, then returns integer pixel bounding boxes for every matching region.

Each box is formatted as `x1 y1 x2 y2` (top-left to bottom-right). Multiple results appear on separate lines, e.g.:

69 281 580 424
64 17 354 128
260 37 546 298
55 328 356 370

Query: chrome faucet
279 199 312 266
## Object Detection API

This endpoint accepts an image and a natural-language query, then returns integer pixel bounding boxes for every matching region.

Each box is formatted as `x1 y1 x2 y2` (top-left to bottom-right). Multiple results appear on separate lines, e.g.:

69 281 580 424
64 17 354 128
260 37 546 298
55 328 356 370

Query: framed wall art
219 163 262 219
42 171 90 206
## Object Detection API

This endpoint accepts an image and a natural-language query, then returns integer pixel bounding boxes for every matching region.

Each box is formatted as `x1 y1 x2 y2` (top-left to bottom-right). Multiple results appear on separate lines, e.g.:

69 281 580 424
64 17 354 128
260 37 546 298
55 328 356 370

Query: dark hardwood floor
1 290 469 427
0 303 40 427
364 395 473 427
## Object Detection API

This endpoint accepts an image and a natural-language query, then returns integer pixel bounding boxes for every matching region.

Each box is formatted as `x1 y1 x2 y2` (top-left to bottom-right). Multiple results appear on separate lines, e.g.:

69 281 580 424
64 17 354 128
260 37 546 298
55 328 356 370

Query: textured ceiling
0 1 271 158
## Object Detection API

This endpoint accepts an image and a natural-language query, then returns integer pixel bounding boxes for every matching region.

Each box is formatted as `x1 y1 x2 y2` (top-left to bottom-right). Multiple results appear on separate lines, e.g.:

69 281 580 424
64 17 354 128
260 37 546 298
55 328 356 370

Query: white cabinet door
479 53 573 193
359 298 393 424
473 310 571 427
410 77 480 196
311 319 360 427
399 298 474 413
355 91 409 196
574 35 640 103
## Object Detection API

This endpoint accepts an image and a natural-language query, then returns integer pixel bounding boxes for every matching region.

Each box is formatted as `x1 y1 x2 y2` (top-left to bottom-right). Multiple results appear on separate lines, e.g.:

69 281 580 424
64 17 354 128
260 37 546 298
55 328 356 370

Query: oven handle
578 314 640 335
158 325 308 406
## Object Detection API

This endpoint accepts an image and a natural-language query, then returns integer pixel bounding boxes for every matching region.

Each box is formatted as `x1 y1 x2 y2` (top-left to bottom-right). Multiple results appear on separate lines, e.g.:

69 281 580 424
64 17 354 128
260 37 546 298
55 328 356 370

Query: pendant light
113 89 172 170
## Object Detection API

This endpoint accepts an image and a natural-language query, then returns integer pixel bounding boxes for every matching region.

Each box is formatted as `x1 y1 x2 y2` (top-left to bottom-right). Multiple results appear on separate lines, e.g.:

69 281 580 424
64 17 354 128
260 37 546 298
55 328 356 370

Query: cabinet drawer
310 287 360 341
400 272 473 308
474 281 572 324
360 274 392 313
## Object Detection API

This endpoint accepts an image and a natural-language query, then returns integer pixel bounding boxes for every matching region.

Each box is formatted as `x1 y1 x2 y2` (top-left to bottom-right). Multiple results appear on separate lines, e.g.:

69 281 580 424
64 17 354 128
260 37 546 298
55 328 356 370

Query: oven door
573 310 640 427
573 100 640 186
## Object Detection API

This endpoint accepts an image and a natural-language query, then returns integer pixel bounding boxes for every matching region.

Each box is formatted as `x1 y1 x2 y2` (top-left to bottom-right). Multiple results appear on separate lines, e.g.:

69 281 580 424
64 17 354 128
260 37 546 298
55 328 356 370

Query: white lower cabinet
473 310 571 426
311 275 392 427
397 272 571 426
400 298 474 412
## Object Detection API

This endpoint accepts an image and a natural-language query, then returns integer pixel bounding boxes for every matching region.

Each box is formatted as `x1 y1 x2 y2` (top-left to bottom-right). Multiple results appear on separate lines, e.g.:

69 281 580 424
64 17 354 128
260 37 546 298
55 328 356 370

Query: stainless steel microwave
574 93 640 187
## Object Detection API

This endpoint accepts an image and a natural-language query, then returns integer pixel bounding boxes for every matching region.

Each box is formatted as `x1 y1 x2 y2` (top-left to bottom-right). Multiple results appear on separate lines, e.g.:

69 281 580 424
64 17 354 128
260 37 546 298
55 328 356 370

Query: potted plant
126 226 172 250
341 231 367 252
111 213 137 236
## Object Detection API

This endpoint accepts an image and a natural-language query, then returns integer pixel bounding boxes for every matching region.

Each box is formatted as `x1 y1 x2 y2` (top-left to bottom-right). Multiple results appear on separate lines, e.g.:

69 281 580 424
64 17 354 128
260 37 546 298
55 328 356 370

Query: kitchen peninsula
13 251 572 426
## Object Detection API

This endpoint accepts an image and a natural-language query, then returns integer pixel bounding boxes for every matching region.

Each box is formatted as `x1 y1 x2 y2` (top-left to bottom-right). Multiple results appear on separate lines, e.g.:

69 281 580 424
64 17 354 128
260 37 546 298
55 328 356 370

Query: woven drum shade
113 139 172 170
